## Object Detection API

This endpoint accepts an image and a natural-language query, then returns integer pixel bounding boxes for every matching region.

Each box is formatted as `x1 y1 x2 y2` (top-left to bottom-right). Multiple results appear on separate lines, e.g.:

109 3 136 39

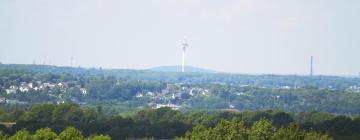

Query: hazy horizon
1 0 360 75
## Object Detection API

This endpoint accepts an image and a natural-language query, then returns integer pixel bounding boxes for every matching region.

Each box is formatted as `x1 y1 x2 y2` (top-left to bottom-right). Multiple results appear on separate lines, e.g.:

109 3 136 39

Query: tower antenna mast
70 56 74 68
181 38 188 72
310 56 314 76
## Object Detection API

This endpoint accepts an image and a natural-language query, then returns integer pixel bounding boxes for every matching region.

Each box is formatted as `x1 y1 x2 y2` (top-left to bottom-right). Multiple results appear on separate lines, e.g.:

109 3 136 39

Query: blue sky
1 0 360 75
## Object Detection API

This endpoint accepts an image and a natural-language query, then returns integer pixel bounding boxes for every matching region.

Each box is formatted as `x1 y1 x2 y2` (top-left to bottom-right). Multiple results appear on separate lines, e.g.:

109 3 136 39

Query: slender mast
182 39 188 72
310 56 313 76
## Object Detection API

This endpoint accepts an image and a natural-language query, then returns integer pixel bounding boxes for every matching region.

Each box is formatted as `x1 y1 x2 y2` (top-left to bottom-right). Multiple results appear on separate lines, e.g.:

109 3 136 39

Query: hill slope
148 65 216 73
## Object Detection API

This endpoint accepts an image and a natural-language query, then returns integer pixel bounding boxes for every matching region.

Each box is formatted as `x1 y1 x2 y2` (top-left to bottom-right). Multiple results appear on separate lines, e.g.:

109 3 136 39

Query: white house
80 88 87 95
19 86 30 92
6 86 18 94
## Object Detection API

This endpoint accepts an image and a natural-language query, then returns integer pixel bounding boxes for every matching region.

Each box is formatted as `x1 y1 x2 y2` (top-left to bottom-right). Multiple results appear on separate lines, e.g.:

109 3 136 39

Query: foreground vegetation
176 119 332 140
0 127 111 140
0 120 331 140
0 104 359 140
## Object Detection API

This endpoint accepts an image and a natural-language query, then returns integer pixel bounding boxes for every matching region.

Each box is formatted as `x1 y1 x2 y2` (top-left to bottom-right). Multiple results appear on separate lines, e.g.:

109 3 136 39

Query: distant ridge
148 65 216 73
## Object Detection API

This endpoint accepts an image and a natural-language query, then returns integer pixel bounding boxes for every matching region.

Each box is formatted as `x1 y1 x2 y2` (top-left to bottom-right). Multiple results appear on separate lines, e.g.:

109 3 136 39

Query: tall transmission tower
70 56 74 68
181 38 189 72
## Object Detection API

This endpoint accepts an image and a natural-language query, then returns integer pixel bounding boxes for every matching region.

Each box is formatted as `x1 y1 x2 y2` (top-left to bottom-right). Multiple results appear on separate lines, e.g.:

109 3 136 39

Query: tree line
0 127 111 140
176 119 332 140
0 104 359 140
1 64 360 90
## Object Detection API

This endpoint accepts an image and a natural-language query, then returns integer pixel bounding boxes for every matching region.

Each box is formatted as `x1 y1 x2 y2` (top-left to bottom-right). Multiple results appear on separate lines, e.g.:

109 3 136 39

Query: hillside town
2 78 360 111
1 80 87 105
